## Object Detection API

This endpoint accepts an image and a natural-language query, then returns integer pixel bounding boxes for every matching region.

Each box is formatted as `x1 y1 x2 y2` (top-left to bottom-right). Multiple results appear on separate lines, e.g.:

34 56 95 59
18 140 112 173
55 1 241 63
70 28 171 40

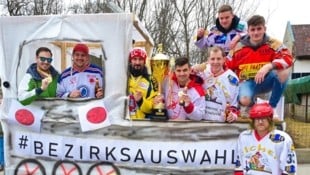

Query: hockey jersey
57 64 103 98
128 74 156 119
235 129 297 175
195 16 247 54
226 35 293 81
164 74 205 120
199 64 239 122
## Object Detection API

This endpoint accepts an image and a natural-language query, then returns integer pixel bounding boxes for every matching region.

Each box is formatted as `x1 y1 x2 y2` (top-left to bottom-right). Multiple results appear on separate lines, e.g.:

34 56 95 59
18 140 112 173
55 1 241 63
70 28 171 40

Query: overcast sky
255 0 309 40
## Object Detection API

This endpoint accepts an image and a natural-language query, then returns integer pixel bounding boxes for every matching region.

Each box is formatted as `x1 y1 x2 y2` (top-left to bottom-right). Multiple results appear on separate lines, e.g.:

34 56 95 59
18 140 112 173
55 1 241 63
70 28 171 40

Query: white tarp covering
0 13 248 175
0 13 133 121
0 13 137 174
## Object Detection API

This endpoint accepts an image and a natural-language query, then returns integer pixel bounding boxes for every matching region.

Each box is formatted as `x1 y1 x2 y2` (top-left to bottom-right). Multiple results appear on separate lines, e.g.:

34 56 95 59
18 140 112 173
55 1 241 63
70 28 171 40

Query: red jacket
226 35 293 80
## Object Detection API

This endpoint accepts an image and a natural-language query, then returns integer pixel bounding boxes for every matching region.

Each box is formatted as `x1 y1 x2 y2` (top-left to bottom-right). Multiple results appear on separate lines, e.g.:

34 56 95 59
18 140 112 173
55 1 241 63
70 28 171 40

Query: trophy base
146 109 168 121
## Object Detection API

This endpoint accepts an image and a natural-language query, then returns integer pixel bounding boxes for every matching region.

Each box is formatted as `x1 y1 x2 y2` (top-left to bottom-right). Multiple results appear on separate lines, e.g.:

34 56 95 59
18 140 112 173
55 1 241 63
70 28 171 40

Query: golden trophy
148 44 170 120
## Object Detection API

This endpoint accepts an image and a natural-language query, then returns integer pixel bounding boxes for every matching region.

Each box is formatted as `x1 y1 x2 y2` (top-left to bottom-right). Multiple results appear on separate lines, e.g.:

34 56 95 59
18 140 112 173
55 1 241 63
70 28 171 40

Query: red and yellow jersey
226 37 293 80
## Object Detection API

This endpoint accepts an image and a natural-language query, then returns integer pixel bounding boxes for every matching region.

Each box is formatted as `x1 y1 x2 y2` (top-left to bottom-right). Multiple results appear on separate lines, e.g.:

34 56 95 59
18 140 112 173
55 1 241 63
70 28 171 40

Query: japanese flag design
8 99 45 132
78 100 110 132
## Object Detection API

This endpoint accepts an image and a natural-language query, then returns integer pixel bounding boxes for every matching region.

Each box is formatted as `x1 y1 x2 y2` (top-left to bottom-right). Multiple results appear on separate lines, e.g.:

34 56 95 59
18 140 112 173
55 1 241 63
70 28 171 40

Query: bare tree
170 0 198 59
2 0 259 63
5 0 63 16
144 1 176 57
6 0 30 16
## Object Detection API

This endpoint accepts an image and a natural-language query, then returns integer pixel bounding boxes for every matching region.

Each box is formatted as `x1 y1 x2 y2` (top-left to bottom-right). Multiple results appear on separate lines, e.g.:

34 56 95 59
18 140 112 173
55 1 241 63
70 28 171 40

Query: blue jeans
239 71 287 108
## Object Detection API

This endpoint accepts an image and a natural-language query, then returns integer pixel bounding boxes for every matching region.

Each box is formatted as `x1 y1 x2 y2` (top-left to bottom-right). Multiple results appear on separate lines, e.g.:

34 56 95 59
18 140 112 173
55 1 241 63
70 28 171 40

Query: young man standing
195 4 247 54
162 57 205 120
18 47 59 105
57 43 104 99
226 15 293 116
234 103 297 175
128 47 156 119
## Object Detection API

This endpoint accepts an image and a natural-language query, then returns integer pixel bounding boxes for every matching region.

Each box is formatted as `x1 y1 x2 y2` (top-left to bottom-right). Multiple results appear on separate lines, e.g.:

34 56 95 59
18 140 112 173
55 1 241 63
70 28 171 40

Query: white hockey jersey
163 75 205 121
57 64 103 98
199 65 239 122
235 129 297 175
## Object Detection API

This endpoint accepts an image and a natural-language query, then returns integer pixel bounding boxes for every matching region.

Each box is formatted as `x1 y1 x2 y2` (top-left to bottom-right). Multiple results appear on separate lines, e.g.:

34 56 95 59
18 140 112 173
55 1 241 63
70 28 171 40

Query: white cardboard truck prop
0 13 284 175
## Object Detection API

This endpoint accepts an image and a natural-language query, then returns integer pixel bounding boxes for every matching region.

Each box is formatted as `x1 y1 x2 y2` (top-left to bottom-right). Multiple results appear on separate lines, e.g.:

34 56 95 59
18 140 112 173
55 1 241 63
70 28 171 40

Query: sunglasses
39 57 53 63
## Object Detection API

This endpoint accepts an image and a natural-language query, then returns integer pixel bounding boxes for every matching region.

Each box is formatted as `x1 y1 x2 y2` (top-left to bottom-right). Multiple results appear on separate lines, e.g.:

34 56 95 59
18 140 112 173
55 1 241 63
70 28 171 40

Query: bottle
129 94 137 117
225 102 230 122
95 78 100 95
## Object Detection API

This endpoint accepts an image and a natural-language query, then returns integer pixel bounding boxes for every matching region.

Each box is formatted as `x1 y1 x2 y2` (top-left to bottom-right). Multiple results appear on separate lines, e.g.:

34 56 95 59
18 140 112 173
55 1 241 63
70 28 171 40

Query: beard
129 64 148 77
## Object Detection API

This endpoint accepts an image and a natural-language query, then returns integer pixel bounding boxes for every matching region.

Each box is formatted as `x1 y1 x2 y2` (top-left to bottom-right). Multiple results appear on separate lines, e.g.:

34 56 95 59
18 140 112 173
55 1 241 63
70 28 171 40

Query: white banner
12 130 237 168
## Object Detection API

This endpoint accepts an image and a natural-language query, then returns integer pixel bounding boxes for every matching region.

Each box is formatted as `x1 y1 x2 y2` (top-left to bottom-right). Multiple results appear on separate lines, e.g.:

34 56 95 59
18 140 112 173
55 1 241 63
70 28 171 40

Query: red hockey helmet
129 48 147 62
249 103 273 119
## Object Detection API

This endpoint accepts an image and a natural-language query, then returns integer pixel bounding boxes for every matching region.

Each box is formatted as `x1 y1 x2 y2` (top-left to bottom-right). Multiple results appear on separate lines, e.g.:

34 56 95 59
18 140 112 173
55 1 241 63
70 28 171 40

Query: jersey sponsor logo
238 62 268 80
214 34 227 44
269 133 285 143
243 144 276 160
247 152 268 172
227 75 238 86
285 165 296 173
78 85 90 97
138 81 148 90
204 85 218 102
87 74 97 84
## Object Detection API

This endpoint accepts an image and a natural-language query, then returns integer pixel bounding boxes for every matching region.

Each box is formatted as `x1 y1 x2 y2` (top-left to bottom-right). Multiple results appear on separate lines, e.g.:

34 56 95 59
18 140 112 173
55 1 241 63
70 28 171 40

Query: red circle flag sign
15 109 35 125
86 107 107 124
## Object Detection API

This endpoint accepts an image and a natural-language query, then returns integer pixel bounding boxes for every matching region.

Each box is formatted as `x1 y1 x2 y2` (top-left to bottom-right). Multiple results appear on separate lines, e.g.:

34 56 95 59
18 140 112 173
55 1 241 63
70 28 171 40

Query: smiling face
72 51 90 68
175 63 191 87
218 11 234 29
36 50 52 71
208 48 226 75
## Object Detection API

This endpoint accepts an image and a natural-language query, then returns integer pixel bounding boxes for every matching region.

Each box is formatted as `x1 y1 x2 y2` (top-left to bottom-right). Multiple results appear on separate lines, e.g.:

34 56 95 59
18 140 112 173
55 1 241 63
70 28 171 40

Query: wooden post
50 41 102 71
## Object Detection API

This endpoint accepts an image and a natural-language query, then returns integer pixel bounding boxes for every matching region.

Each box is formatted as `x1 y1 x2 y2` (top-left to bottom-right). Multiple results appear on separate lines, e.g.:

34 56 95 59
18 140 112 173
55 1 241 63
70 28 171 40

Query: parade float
0 13 284 175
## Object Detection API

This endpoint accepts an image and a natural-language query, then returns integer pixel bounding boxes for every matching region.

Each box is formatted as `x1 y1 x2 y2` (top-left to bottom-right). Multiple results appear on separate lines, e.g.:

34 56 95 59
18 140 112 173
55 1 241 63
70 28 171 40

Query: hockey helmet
249 103 273 119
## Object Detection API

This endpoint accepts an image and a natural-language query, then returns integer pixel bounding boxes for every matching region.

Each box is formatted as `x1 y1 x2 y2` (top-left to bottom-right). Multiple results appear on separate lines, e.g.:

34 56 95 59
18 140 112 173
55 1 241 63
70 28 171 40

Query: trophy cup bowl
148 52 170 121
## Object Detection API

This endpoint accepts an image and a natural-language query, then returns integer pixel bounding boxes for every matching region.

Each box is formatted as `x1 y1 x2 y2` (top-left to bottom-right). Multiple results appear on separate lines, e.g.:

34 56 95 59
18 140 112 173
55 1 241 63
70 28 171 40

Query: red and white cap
129 48 147 62
73 43 89 55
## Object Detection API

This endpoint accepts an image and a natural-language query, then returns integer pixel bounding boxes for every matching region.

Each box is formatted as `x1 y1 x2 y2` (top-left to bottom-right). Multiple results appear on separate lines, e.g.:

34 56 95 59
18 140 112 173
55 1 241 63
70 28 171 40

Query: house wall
293 59 310 73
